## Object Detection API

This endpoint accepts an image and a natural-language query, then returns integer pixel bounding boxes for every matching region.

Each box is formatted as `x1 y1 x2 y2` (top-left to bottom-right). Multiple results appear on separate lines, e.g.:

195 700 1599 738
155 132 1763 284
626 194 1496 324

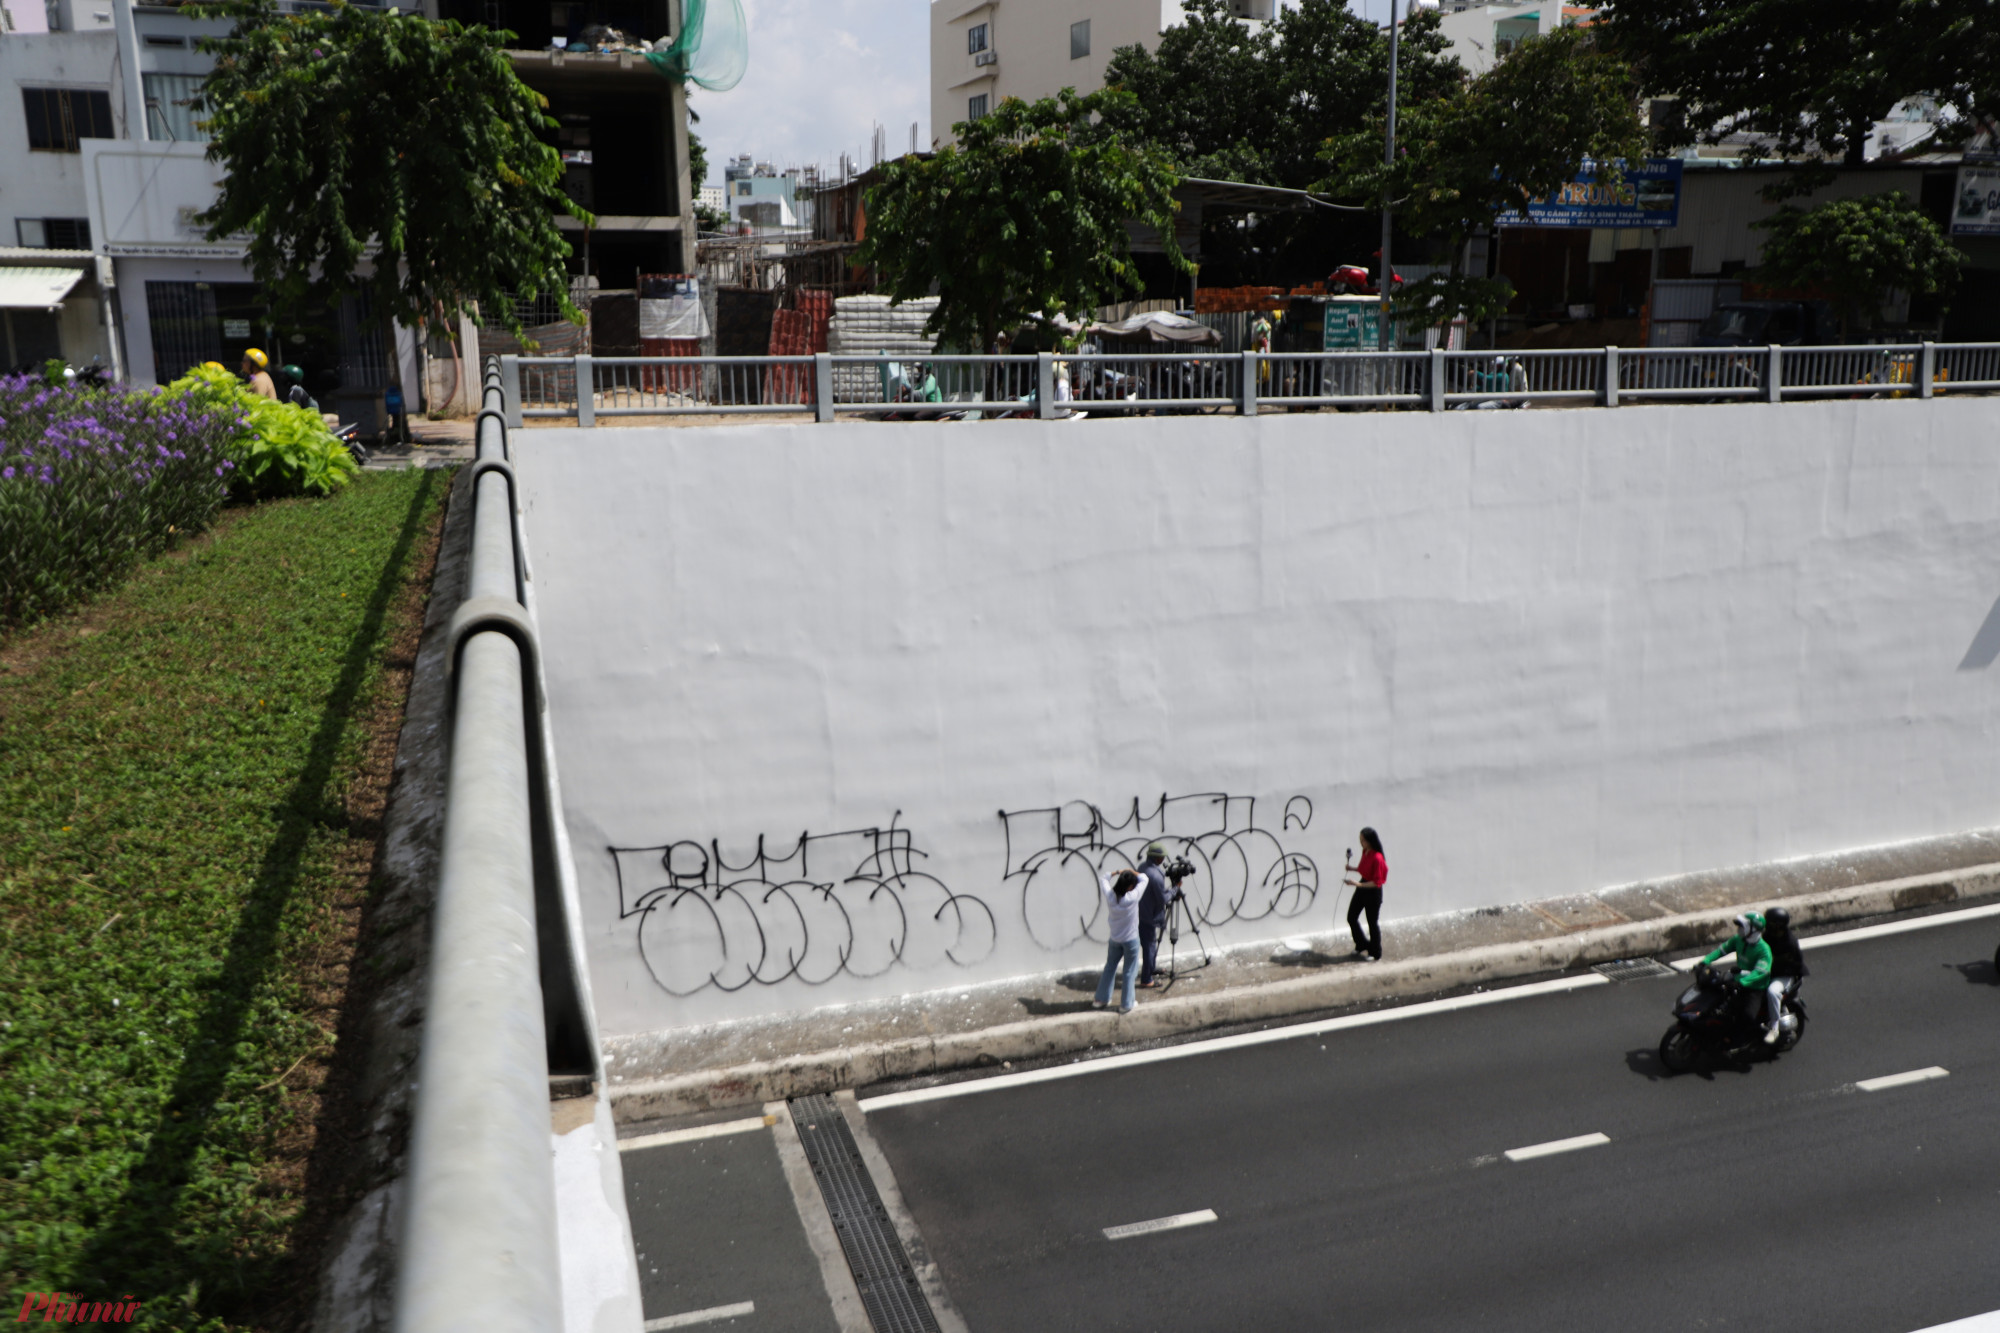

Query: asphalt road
622 1125 841 1331
860 914 2000 1333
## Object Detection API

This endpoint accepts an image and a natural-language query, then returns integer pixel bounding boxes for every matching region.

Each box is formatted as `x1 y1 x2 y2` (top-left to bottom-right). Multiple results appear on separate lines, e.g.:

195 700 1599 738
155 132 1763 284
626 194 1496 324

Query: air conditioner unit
973 49 996 65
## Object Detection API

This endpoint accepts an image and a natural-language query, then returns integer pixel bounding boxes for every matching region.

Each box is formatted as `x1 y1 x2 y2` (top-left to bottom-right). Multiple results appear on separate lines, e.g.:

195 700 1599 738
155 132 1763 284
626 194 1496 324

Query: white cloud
688 0 929 184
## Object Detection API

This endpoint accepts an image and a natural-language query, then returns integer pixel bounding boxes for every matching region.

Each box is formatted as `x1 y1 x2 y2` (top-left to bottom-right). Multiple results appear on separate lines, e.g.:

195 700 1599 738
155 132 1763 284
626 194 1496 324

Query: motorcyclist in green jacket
1702 913 1774 1036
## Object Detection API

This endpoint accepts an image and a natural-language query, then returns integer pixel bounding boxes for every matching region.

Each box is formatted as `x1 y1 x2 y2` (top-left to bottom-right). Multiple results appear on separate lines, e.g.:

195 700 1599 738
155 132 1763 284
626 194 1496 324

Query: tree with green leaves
1755 191 1963 336
1099 0 1461 189
1601 0 1995 168
859 88 1189 353
1317 26 1647 326
196 0 588 336
1096 0 1462 283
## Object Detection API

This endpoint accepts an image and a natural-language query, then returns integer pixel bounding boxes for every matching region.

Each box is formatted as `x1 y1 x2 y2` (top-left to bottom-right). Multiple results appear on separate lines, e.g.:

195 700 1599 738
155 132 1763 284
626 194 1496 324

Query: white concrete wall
515 398 2000 1037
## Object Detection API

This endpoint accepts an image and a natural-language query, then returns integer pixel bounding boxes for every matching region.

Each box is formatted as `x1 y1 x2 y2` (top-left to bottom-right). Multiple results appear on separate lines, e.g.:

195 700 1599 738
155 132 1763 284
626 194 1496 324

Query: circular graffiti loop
1000 794 1320 952
612 818 996 996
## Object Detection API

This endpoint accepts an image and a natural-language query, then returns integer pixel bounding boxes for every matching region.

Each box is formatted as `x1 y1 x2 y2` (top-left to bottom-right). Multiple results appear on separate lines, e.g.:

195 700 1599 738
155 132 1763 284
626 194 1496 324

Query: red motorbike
1327 257 1404 296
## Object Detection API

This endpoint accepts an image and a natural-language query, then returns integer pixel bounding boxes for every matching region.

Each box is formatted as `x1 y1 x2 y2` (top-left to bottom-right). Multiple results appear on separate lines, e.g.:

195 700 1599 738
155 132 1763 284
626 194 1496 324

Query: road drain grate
789 1093 941 1333
1593 957 1680 982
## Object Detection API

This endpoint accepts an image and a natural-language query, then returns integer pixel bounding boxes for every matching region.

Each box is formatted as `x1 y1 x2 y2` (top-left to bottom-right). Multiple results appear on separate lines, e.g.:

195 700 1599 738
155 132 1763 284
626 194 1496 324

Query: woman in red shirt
1346 828 1387 961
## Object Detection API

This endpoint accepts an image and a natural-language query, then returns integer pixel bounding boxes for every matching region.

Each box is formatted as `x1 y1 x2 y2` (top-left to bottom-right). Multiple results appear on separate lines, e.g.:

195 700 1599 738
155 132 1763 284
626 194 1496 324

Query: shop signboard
1500 158 1683 228
1952 165 2000 236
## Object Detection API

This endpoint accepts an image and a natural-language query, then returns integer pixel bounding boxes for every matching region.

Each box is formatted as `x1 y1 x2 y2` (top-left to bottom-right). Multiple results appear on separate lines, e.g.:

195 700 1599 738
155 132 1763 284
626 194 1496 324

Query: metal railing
499 342 2000 424
392 360 599 1333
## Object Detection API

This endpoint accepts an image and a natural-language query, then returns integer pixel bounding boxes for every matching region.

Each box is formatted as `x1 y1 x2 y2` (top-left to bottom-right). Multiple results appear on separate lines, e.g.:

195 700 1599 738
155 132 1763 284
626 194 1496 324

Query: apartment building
0 0 123 372
1 0 431 424
929 0 1272 147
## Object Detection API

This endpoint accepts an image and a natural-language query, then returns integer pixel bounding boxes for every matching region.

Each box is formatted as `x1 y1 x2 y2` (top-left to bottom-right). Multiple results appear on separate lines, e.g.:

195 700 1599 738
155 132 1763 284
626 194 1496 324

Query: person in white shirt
1093 869 1145 1014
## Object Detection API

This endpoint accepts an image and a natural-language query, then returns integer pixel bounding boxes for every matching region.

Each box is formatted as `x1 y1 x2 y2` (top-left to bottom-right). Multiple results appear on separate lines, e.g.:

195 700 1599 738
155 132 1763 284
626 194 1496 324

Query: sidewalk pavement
362 417 474 470
604 829 2000 1123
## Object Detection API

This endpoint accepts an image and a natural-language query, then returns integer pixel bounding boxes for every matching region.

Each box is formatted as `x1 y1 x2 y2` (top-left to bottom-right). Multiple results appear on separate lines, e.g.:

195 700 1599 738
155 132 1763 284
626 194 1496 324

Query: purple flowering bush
0 374 241 628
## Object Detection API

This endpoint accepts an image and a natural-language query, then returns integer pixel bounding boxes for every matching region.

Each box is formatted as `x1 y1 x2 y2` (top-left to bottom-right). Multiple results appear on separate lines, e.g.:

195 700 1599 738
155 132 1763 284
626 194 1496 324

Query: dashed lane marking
1856 1066 1950 1093
1103 1209 1219 1241
1503 1132 1611 1163
643 1301 755 1329
619 1115 776 1152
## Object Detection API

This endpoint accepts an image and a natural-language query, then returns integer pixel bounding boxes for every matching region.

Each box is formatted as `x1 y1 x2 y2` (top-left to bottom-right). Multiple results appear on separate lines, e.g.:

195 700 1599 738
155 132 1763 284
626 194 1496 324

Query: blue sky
690 0 1383 186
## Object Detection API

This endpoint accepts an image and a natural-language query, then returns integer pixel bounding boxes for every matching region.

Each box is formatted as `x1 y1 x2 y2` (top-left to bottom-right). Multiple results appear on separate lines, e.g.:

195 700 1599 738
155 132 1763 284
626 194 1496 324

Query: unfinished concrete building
422 0 695 287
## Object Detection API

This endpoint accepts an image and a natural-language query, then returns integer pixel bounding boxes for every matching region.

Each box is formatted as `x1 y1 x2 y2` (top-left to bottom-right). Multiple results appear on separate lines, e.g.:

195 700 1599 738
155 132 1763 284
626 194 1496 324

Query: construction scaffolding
696 234 869 297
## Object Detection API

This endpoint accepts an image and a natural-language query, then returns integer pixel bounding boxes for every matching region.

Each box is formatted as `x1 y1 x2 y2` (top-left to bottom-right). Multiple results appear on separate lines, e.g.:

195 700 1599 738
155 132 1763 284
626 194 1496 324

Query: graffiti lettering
998 793 1319 951
611 816 996 996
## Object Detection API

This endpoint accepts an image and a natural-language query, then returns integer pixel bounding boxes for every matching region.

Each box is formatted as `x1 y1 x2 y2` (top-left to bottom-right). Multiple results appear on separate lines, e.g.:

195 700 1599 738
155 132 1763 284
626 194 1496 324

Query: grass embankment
0 467 450 1329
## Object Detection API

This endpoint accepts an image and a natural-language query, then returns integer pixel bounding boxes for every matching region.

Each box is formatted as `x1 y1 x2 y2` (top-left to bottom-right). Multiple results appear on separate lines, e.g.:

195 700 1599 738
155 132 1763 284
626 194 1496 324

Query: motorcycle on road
1659 962 1806 1073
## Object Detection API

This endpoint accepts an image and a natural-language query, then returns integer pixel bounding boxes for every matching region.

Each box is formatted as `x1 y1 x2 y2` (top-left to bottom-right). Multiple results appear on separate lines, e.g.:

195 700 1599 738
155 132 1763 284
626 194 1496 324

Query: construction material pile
827 295 939 400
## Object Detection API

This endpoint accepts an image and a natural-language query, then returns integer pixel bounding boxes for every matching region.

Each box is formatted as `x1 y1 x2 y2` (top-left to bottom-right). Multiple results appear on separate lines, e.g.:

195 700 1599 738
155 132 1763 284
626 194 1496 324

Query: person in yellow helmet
239 347 277 400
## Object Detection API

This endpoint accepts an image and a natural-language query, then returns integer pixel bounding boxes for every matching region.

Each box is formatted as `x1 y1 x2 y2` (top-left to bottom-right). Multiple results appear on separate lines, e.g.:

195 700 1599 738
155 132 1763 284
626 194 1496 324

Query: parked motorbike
333 421 371 468
1452 356 1530 410
1326 262 1405 296
1658 962 1806 1072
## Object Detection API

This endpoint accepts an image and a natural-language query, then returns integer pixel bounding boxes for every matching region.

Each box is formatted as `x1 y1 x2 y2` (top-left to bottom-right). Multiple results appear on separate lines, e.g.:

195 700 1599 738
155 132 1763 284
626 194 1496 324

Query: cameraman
1136 842 1171 989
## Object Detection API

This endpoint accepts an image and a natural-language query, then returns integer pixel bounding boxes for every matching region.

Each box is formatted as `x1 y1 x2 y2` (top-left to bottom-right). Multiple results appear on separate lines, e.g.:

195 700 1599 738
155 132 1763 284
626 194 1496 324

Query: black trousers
1347 888 1382 959
1138 911 1164 982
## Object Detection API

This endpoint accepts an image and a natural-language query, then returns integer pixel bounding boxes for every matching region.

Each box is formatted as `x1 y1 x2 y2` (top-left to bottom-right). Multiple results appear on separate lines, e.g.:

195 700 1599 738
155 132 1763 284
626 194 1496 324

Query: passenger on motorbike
1761 906 1806 1045
1700 912 1773 1034
280 364 319 414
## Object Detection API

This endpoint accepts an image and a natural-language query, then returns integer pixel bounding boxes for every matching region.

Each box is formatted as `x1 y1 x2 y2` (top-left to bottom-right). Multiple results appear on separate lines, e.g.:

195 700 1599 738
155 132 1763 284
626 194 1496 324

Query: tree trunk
1844 114 1869 167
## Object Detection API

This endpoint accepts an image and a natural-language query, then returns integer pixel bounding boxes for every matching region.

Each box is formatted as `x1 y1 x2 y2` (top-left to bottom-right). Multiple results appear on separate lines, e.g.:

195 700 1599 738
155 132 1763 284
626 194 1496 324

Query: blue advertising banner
1500 158 1683 228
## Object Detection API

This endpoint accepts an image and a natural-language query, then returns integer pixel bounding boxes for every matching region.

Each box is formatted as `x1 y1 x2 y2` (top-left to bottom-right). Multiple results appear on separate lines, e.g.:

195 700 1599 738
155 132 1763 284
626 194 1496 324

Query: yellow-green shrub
163 364 359 498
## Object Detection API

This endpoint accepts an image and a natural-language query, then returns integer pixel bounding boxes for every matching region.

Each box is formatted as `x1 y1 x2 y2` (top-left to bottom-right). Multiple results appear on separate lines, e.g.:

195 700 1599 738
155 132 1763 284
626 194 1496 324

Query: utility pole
1379 0 1400 350
1378 0 1437 350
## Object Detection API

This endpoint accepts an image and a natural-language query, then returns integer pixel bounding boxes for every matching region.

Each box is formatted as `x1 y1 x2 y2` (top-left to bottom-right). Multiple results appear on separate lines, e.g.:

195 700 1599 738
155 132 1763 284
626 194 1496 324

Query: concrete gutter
610 863 2000 1122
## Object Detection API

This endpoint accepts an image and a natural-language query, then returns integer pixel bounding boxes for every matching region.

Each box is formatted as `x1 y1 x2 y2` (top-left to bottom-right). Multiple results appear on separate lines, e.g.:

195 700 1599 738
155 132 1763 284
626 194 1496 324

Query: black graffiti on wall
610 815 996 996
998 793 1319 951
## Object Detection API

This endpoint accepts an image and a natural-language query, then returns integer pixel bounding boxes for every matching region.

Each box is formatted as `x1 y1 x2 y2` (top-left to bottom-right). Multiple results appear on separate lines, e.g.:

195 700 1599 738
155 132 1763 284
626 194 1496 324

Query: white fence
500 343 2000 425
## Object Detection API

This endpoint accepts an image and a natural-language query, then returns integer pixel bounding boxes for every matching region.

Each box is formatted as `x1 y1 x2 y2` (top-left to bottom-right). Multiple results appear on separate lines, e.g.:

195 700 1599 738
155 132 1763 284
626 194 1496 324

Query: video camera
1164 855 1197 885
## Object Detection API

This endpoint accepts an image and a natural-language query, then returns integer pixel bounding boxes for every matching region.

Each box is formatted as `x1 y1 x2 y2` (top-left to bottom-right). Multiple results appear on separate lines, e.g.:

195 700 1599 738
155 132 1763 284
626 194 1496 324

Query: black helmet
1766 905 1792 935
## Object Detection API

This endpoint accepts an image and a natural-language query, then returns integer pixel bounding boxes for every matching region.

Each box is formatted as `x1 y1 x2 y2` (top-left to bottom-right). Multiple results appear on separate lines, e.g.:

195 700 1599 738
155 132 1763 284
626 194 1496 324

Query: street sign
1951 165 2000 236
1323 296 1397 351
1500 158 1683 229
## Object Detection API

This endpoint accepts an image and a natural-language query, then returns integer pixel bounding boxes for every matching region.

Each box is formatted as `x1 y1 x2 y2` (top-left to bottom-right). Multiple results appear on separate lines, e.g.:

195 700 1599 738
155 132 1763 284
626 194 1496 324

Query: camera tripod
1155 880 1213 985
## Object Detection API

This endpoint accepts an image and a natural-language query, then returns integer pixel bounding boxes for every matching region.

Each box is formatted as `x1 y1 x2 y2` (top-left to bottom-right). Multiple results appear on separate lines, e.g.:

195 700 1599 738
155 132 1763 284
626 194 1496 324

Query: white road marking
1856 1066 1950 1093
1672 900 2000 970
1906 1310 2000 1332
1103 1209 1218 1241
619 1115 774 1152
644 1301 755 1330
858 973 1608 1112
1503 1132 1611 1163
